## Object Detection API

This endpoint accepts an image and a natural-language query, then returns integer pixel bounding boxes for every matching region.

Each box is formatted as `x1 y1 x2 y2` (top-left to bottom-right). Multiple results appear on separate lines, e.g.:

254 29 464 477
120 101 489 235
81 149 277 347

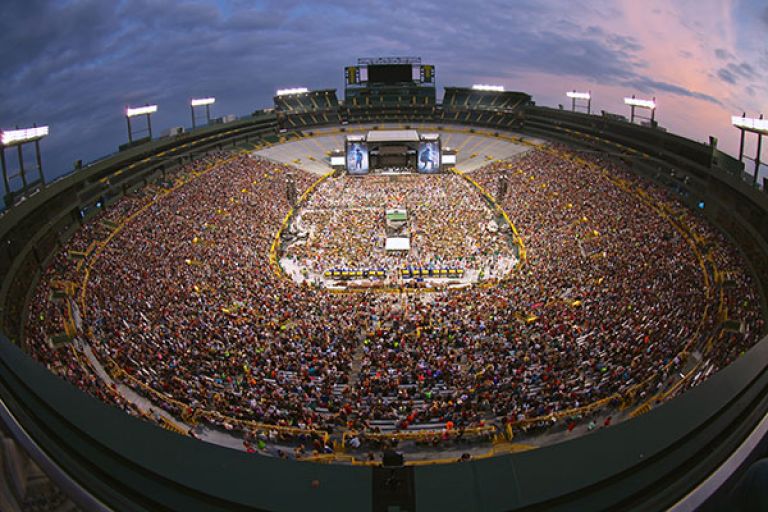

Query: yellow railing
357 424 497 443
269 170 334 279
301 441 535 466
451 167 527 269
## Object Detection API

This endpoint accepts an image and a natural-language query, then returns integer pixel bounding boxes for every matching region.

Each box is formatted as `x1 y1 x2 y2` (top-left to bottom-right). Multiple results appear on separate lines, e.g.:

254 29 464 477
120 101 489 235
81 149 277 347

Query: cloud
714 48 733 60
715 61 757 85
731 62 756 78
623 77 723 105
717 68 738 84
0 0 761 189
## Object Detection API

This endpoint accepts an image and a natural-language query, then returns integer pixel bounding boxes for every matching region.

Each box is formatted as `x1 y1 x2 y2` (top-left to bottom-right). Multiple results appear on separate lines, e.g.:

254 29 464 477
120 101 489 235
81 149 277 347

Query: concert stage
345 130 446 173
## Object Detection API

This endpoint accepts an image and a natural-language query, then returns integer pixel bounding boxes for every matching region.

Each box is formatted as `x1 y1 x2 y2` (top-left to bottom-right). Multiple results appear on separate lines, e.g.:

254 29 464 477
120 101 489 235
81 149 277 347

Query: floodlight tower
276 88 310 96
191 97 216 129
624 95 656 125
125 104 158 144
471 84 505 92
0 124 49 205
731 113 766 185
566 91 591 114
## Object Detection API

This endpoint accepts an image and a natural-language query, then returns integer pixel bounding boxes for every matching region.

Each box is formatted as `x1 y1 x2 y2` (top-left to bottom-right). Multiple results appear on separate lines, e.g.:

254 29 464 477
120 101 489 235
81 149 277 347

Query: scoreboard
345 58 435 86
368 64 412 84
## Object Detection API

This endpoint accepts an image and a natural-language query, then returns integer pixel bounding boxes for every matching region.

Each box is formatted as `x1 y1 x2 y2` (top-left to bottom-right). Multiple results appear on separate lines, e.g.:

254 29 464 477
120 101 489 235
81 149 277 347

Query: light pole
624 95 656 125
0 124 49 206
731 114 766 185
566 91 591 114
125 104 158 144
191 97 216 129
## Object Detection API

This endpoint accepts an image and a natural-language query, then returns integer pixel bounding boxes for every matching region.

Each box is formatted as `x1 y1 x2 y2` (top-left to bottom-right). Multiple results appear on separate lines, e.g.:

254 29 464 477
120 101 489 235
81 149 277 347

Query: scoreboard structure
344 57 436 106
345 57 434 86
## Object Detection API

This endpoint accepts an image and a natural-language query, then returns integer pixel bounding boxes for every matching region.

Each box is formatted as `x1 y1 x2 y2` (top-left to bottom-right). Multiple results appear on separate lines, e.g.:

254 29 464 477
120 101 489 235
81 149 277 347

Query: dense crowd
23 145 764 454
284 174 516 278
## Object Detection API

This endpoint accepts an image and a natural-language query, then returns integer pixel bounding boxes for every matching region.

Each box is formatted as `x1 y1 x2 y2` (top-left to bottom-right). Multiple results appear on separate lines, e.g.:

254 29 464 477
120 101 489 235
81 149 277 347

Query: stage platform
252 123 541 174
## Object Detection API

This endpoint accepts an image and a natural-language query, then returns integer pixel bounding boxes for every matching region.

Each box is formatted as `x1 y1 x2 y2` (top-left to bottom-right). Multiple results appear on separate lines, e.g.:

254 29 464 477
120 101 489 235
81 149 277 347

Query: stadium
0 57 767 511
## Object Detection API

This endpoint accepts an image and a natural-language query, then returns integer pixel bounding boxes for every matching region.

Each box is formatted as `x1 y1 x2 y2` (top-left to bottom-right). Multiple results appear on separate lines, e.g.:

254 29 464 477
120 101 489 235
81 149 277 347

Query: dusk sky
1 0 767 187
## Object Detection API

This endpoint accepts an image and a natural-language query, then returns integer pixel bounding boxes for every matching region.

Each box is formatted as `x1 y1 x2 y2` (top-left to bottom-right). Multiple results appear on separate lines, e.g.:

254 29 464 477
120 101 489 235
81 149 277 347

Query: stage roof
367 130 420 143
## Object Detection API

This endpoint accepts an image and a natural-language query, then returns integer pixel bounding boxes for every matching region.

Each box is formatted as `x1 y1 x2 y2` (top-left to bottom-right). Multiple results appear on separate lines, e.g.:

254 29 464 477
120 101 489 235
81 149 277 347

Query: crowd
284 174 516 279
22 145 764 456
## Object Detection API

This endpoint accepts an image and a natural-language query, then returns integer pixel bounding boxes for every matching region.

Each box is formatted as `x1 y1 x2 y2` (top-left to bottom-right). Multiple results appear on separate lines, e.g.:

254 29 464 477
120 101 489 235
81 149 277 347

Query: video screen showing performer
417 141 440 173
346 142 369 174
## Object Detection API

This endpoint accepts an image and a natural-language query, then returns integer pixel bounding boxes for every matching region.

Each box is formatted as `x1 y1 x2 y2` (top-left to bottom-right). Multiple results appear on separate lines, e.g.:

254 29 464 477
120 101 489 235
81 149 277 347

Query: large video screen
417 141 441 173
346 142 369 174
367 64 412 84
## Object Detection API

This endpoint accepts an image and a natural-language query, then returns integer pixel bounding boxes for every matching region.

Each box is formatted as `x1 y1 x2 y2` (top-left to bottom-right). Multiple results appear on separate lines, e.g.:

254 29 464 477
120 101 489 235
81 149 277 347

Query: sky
1 0 767 191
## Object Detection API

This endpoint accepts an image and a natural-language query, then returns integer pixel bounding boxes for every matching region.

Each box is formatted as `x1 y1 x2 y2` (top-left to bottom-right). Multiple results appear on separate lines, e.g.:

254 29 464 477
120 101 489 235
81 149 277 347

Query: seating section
275 89 341 128
19 139 763 464
443 88 532 112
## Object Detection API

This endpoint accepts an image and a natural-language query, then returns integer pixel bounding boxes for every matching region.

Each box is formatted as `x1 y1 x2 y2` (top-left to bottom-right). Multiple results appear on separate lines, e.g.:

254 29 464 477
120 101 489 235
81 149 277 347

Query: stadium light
191 97 216 107
125 105 158 117
472 84 505 92
623 97 656 109
624 95 656 125
0 126 49 146
276 87 309 96
191 97 216 129
125 104 157 144
731 115 768 135
731 113 765 185
0 123 49 204
566 91 591 114
566 91 590 100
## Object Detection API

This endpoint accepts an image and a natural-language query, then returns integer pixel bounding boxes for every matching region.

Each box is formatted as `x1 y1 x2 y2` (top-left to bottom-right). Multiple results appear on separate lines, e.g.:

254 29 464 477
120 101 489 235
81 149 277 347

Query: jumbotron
1 58 767 510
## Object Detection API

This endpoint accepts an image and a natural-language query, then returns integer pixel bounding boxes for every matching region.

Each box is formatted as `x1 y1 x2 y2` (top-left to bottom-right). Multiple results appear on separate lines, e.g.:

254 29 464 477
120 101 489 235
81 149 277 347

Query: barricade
400 267 464 279
324 269 386 279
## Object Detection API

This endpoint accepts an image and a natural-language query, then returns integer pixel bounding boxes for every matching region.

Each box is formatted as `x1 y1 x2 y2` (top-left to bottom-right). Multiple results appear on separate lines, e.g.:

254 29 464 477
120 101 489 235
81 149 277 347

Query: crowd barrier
449 167 527 269
324 269 386 279
400 267 464 278
269 169 334 279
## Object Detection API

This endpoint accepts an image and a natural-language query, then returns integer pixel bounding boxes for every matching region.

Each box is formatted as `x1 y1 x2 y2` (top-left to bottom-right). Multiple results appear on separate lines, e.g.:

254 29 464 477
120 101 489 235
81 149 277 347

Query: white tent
385 237 410 251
